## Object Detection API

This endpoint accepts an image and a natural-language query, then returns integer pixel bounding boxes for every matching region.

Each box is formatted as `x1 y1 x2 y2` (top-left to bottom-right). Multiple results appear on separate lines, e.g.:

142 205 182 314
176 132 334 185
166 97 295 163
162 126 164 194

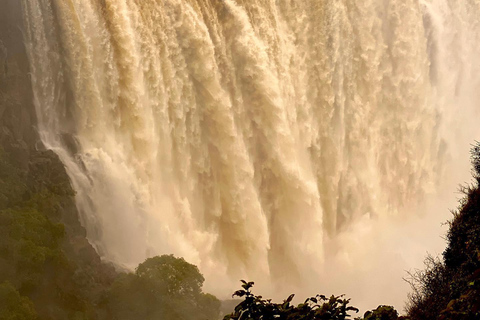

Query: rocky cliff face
0 0 113 292
0 2 120 317
0 0 37 164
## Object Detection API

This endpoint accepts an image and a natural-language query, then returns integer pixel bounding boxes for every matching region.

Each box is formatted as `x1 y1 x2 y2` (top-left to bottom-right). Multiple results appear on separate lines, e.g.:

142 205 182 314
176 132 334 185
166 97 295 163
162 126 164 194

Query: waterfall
21 0 480 307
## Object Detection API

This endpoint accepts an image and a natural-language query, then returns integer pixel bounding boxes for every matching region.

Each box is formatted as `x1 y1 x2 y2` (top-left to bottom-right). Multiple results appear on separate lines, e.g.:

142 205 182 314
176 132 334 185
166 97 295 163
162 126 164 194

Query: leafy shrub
360 305 407 320
224 281 359 320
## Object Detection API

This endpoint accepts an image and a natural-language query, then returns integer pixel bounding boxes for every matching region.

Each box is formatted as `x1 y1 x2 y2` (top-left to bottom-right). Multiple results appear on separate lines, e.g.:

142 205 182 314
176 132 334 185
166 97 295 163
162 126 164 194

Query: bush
360 305 408 320
223 281 359 320
105 255 220 320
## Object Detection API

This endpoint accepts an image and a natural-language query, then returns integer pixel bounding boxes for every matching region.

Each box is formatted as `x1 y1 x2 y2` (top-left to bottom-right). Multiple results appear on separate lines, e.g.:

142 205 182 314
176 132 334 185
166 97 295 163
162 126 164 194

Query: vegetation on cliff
405 143 480 319
0 281 37 319
0 147 116 319
0 148 219 319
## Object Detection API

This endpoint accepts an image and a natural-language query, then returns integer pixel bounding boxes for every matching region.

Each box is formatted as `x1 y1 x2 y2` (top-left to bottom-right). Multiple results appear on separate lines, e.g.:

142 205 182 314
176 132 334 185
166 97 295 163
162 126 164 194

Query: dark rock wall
0 0 38 158
0 0 111 282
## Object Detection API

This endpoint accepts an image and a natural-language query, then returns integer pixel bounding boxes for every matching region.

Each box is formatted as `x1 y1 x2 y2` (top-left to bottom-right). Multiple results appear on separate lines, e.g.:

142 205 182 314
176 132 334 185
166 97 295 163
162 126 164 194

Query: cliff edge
0 2 117 318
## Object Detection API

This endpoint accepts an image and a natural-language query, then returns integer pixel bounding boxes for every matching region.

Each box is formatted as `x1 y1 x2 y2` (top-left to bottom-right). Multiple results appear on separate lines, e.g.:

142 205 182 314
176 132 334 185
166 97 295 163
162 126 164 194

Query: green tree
0 149 111 319
105 255 220 320
0 281 37 320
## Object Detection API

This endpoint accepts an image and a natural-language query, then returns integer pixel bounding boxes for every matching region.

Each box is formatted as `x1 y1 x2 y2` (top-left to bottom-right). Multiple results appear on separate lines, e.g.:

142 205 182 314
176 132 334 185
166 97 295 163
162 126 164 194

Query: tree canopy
0 282 37 320
105 255 220 320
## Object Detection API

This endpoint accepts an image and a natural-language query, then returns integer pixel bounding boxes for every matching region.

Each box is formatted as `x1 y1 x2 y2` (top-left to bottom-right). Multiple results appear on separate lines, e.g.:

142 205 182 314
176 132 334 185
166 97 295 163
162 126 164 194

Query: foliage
0 281 37 320
359 305 406 320
404 256 450 319
0 149 110 319
405 142 480 320
0 148 220 319
105 255 220 320
0 206 65 293
223 281 359 320
472 142 480 182
0 148 27 210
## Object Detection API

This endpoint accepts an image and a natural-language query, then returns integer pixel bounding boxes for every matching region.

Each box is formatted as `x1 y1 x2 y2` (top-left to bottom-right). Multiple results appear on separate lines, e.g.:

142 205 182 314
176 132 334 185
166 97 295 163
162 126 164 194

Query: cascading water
21 0 480 309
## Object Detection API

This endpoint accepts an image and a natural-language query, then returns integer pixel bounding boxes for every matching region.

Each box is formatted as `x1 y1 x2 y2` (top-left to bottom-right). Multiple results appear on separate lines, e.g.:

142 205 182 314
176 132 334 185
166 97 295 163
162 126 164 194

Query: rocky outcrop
0 0 38 168
0 3 117 316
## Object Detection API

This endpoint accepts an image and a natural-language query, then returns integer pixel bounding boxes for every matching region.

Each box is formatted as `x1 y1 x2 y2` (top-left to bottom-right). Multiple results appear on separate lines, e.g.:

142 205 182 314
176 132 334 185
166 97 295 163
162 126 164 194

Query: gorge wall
0 0 111 298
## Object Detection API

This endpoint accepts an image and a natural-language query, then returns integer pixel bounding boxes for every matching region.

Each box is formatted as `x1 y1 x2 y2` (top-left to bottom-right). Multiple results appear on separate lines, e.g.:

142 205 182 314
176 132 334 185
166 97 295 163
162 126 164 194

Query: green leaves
361 305 399 320
241 280 255 290
135 254 205 298
0 281 37 320
224 281 359 320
